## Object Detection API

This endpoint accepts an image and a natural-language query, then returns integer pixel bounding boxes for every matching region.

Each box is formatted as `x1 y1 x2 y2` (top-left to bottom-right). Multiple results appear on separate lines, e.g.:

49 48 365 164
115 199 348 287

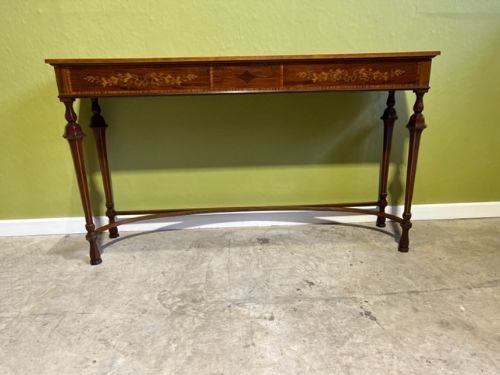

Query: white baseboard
1 202 499 237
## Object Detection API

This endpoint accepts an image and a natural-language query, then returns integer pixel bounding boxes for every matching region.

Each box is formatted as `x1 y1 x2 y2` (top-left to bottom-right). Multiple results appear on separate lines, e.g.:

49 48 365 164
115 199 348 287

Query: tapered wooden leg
62 99 102 265
376 91 397 227
399 89 428 252
90 98 119 239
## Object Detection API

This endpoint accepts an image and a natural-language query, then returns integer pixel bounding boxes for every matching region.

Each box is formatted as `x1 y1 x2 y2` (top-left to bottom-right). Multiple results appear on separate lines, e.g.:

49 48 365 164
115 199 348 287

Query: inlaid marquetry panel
284 61 421 90
68 65 210 96
212 64 282 90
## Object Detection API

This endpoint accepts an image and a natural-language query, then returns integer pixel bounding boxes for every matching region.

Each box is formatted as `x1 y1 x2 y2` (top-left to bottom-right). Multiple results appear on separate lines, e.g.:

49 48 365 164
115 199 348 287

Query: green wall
1 1 500 219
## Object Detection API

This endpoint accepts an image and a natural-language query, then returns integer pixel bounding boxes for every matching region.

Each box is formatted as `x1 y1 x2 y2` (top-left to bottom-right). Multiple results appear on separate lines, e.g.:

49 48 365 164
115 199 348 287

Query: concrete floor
0 218 499 374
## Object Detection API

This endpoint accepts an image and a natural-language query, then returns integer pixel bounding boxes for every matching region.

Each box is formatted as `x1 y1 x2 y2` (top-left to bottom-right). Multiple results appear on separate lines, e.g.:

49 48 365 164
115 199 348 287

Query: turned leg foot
376 217 386 228
86 221 102 266
376 193 388 228
106 207 119 238
90 258 103 266
398 214 412 252
90 256 102 266
109 228 119 239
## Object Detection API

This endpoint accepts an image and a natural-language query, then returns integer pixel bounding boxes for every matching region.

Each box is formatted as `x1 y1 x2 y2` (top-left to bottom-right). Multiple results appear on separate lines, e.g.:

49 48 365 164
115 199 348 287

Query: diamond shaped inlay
237 70 258 84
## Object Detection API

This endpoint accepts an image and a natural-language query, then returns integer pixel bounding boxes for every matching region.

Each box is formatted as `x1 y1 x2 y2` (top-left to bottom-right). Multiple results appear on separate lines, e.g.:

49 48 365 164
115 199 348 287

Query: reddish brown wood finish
46 51 439 98
399 89 428 252
96 204 403 234
377 91 398 227
62 99 101 265
46 52 440 265
45 51 440 65
90 98 119 239
212 63 282 90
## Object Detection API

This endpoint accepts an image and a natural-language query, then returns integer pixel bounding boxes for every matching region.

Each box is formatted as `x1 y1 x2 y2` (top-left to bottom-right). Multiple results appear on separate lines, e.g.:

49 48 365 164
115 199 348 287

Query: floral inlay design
297 68 405 83
84 72 198 88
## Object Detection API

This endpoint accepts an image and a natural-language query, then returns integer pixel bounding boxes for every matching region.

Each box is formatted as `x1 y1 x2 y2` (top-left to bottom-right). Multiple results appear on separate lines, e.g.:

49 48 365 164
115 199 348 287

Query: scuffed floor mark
304 279 315 287
262 312 274 321
256 238 270 245
156 289 208 319
231 302 275 322
359 305 378 322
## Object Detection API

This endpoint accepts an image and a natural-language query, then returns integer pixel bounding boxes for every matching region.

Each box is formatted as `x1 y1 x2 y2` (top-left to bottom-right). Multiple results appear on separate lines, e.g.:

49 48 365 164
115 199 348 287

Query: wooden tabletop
46 51 440 66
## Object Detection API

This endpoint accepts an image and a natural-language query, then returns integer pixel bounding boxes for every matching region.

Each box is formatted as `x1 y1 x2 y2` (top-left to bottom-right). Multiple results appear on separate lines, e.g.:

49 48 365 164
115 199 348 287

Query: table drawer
284 61 421 89
66 65 210 96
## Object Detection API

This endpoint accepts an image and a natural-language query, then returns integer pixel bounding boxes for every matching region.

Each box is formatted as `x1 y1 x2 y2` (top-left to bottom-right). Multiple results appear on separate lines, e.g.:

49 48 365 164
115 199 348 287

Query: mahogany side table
46 51 440 265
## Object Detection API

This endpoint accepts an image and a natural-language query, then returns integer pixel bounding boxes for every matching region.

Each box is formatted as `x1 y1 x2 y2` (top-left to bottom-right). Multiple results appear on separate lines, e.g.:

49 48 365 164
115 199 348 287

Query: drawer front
67 65 210 96
284 61 420 90
212 64 281 91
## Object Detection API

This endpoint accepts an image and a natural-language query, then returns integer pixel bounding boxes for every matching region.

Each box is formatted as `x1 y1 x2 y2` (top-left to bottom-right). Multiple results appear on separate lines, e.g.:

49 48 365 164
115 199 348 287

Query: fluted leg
376 91 397 227
399 89 428 252
90 98 119 238
62 99 102 265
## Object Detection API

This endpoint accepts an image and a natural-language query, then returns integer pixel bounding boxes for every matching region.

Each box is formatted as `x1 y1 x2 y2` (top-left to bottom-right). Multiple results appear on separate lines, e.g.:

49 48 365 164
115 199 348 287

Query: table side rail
51 57 434 98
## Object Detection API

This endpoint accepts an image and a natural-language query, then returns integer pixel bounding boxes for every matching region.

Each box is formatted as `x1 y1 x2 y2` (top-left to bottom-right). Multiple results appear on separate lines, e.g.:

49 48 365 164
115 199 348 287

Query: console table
46 51 440 265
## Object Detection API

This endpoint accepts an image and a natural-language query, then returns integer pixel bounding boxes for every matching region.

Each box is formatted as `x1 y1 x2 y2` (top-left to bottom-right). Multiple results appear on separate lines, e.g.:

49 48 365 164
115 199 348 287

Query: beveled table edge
45 51 441 66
